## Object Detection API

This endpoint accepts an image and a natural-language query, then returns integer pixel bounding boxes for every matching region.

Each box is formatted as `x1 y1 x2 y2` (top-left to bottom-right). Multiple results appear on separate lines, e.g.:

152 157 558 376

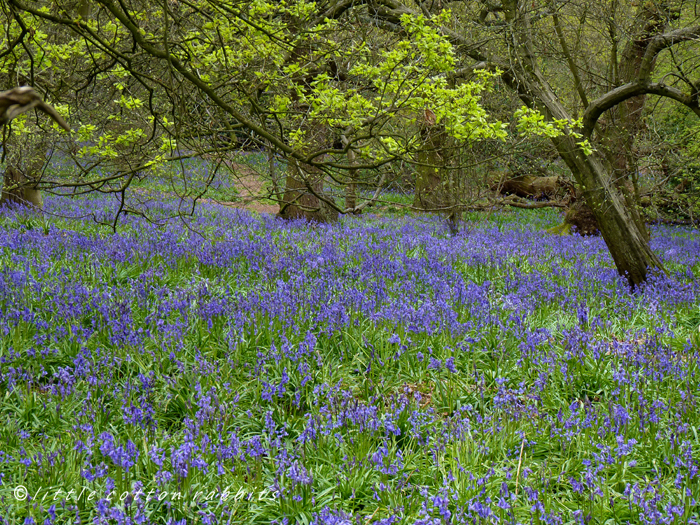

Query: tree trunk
278 156 338 222
1 63 50 210
413 121 448 211
502 0 664 287
1 133 48 210
277 32 340 223
554 134 662 287
534 77 664 286
278 124 338 222
345 178 357 212
599 3 672 243
343 136 358 213
413 122 464 234
1 166 43 209
564 201 599 236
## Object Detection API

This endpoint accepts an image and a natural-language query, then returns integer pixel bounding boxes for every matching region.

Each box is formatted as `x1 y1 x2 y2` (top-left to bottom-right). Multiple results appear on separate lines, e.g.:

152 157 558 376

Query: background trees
2 0 699 285
355 0 700 285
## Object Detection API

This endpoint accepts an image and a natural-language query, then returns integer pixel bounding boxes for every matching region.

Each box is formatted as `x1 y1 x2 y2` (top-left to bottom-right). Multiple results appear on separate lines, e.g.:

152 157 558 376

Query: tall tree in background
361 0 699 285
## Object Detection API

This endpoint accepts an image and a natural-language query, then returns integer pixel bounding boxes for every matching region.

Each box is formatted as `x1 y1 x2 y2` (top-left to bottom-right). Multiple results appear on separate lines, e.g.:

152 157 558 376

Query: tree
355 0 700 286
4 0 506 220
0 87 70 207
5 0 700 286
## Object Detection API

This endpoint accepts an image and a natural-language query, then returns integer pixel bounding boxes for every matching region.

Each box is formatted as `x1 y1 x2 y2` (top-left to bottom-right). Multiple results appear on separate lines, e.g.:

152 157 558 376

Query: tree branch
551 9 588 108
583 81 700 136
639 25 700 80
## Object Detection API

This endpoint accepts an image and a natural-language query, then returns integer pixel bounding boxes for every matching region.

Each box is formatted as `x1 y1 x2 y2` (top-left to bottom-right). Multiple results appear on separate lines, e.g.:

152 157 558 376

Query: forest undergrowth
0 195 699 524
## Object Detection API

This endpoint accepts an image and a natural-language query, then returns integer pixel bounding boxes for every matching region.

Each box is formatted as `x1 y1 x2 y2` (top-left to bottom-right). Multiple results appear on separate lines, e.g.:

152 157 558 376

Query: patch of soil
132 162 280 215
217 162 279 215
210 198 278 215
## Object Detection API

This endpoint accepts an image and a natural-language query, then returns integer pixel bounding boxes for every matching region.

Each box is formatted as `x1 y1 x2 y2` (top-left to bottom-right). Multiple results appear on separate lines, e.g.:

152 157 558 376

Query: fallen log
492 175 566 199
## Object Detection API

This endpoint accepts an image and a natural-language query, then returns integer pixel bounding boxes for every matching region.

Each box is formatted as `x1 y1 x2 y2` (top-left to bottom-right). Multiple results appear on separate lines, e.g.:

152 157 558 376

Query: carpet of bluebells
0 194 699 525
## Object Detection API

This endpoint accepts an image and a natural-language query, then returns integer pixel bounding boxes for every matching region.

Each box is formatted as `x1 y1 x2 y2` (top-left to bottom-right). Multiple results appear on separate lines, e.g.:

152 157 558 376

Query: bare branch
639 25 700 80
583 81 700 136
0 87 70 131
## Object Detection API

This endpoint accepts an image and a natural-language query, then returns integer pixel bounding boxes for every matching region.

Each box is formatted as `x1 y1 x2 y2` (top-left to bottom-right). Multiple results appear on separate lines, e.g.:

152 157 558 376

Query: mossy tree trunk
597 2 674 243
1 166 43 208
343 135 358 213
413 117 462 234
278 122 338 222
278 158 339 222
553 135 663 286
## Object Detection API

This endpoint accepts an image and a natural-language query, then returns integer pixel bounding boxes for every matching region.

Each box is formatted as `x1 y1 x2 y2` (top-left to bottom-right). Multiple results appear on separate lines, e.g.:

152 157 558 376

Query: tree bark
1 124 49 211
414 116 448 211
600 3 674 242
278 156 339 222
551 133 663 287
278 120 338 222
413 118 464 234
342 135 359 213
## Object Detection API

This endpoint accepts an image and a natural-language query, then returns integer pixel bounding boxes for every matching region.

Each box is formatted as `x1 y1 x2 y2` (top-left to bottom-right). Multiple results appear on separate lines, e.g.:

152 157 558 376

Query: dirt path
132 162 280 215
215 162 279 215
